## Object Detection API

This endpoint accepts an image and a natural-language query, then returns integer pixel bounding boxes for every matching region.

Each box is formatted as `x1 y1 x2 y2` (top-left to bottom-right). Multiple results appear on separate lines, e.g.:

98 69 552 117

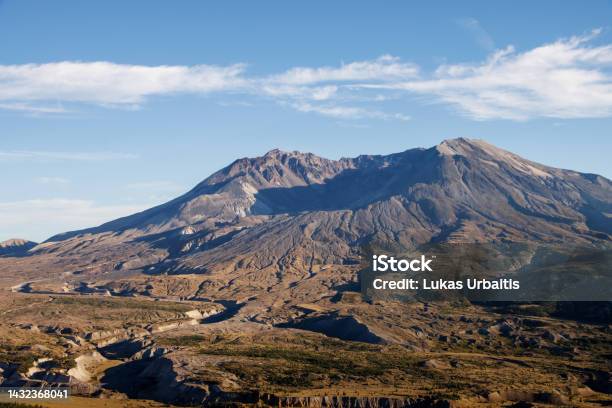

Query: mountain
0 238 37 257
1 138 611 294
48 148 355 241
1 138 611 405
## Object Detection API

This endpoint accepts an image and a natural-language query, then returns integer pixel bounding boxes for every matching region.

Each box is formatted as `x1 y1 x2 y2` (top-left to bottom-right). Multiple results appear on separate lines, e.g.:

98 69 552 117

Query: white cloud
36 177 70 185
0 199 152 242
258 55 417 107
0 61 247 107
372 29 612 120
259 84 339 101
0 56 414 121
267 55 419 85
0 102 68 114
2 31 612 122
0 150 138 161
292 102 410 121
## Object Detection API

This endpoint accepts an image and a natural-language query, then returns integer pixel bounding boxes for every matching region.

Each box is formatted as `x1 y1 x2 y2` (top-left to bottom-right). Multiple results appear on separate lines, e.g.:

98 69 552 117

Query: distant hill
0 238 38 257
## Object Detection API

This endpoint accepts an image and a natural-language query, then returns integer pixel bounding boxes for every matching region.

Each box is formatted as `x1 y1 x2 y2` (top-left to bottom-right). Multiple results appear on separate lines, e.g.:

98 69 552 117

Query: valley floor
0 277 610 407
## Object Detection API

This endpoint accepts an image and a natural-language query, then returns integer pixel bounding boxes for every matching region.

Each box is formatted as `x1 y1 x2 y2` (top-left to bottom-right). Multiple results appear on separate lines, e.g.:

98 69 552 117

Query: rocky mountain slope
1 138 610 294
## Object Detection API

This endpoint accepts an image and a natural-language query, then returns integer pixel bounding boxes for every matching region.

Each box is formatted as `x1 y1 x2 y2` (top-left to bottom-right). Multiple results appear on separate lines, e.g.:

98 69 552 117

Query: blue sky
1 0 612 242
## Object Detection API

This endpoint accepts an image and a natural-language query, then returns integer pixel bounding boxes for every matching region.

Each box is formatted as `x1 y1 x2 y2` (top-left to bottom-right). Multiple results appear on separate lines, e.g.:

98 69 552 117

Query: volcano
1 138 610 294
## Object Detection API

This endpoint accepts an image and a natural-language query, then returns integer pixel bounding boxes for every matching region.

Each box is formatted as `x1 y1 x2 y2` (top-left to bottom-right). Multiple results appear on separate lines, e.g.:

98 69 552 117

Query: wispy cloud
0 102 69 114
365 29 612 120
2 30 612 121
267 55 419 85
259 55 416 120
0 61 247 107
0 56 413 121
0 150 139 161
0 198 152 242
456 18 495 51
292 102 410 121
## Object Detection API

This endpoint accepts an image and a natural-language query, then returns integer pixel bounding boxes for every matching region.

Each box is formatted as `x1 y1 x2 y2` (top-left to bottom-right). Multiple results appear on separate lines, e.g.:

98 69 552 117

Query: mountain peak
264 148 316 158
436 137 490 155
263 148 291 157
203 148 335 186
436 138 555 178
